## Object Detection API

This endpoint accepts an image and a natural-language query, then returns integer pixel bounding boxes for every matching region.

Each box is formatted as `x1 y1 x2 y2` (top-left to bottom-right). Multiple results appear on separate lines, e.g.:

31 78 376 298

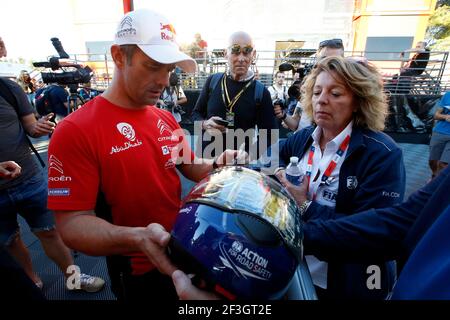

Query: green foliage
427 5 450 50
430 37 450 51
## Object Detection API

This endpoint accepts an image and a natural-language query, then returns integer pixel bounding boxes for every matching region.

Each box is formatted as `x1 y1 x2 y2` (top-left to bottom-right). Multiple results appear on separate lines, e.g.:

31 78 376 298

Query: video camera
164 101 175 109
33 38 93 85
279 62 314 81
273 98 285 107
165 101 185 115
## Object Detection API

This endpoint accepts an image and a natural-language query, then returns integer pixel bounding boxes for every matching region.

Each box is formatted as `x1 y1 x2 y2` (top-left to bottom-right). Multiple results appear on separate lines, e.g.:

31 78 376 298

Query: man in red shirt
48 9 241 301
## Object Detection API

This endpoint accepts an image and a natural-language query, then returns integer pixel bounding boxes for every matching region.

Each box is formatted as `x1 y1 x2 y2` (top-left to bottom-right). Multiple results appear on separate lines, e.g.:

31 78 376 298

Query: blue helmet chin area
170 203 299 300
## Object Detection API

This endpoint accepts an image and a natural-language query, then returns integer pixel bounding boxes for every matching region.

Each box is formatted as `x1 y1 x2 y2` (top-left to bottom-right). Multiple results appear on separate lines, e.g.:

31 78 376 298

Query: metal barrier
178 49 449 97
32 49 449 96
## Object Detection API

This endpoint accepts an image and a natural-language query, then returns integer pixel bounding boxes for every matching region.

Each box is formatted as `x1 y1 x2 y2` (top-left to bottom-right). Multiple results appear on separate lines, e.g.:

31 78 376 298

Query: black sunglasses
318 38 344 50
229 44 254 55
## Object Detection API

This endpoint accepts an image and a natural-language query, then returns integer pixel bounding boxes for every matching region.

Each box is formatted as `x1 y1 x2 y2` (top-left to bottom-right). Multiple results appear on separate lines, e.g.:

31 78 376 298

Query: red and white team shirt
48 96 193 275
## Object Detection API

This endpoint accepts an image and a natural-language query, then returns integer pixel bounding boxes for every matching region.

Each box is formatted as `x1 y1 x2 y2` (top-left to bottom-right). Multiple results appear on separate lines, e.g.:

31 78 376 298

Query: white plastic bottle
285 156 303 186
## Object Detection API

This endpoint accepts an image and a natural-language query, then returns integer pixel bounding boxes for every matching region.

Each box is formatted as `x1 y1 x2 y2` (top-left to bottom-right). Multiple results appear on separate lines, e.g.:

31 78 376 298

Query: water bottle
285 156 303 186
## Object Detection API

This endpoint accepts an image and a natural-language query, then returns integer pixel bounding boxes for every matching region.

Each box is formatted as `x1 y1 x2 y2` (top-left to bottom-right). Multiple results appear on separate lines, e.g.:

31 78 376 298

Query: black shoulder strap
0 78 45 168
209 73 224 94
254 80 264 107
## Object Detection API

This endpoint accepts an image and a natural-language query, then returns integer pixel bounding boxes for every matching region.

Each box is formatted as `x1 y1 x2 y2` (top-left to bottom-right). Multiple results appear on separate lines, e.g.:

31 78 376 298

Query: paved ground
22 136 431 300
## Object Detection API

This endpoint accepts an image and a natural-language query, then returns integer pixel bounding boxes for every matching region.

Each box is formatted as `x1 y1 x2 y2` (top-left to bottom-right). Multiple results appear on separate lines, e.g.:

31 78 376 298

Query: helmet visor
183 166 303 258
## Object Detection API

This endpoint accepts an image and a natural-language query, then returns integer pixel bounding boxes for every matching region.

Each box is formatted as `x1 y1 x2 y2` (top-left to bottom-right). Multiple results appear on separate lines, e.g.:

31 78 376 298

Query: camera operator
274 38 346 131
78 83 99 102
32 38 93 122
289 38 345 83
316 38 345 60
158 72 187 123
35 83 69 123
0 35 104 292
274 81 312 132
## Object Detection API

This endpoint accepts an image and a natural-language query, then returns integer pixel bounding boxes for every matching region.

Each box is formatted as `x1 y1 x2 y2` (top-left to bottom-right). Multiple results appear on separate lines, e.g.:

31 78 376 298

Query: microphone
32 61 52 68
32 57 60 70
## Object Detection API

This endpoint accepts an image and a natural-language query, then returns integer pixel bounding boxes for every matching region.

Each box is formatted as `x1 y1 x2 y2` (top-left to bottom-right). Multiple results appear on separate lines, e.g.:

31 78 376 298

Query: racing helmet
169 166 303 300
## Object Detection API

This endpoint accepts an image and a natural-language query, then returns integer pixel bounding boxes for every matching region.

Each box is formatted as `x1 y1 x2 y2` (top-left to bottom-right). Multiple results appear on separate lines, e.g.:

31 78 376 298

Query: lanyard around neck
305 134 351 200
221 74 253 113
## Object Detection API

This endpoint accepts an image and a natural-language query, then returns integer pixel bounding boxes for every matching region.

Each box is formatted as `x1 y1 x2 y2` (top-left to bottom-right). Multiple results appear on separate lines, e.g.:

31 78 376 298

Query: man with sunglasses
292 38 345 81
275 39 345 131
317 38 345 60
192 31 277 161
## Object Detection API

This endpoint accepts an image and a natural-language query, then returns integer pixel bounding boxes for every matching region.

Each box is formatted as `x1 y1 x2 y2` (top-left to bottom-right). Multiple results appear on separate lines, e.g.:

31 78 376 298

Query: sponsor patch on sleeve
48 188 70 196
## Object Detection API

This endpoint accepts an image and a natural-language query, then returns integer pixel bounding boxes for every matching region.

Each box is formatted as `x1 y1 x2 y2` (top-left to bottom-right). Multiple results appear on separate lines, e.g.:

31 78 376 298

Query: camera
174 105 186 115
279 62 314 81
158 100 185 115
164 101 175 108
33 38 93 85
39 66 92 85
167 101 186 115
273 98 285 107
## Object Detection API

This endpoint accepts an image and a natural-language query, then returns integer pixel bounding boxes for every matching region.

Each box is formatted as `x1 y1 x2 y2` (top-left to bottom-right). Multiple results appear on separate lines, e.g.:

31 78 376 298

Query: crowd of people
0 36 105 297
1 7 449 302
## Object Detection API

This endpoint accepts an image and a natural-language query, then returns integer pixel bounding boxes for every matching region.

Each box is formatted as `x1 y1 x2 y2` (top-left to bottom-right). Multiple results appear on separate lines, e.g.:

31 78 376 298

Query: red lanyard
305 134 351 200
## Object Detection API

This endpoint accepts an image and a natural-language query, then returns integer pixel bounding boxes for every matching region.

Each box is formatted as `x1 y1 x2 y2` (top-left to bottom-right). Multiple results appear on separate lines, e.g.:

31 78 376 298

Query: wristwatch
298 200 312 216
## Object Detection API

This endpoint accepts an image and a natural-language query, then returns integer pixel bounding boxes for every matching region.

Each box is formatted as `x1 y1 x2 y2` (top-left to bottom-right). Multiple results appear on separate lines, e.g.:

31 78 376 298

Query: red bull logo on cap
160 23 176 41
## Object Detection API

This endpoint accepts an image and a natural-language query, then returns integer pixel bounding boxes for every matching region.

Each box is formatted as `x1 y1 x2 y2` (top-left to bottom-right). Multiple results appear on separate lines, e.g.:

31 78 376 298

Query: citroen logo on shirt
49 155 64 175
48 155 72 182
157 119 173 136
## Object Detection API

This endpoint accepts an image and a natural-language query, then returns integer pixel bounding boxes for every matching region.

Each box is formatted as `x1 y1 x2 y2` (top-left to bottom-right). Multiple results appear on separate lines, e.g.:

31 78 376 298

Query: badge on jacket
347 176 358 189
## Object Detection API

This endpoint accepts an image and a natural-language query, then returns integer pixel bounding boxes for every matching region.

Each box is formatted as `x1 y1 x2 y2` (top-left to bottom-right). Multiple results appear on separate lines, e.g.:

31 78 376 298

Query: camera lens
273 98 284 106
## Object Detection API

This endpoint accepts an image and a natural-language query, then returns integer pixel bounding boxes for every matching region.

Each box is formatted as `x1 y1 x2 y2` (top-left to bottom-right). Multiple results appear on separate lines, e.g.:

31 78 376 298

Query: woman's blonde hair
17 70 33 93
301 56 388 131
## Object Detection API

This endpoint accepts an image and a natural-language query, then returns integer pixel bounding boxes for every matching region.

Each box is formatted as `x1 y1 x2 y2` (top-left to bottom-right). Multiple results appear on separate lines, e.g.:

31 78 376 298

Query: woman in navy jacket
276 56 406 300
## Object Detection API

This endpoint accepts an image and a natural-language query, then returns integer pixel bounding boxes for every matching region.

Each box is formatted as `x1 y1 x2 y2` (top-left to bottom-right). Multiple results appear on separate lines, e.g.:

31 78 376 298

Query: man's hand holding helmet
214 148 249 168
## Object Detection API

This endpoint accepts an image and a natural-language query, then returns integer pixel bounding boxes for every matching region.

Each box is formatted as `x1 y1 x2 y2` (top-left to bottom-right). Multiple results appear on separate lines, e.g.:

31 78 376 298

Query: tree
426 2 450 51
